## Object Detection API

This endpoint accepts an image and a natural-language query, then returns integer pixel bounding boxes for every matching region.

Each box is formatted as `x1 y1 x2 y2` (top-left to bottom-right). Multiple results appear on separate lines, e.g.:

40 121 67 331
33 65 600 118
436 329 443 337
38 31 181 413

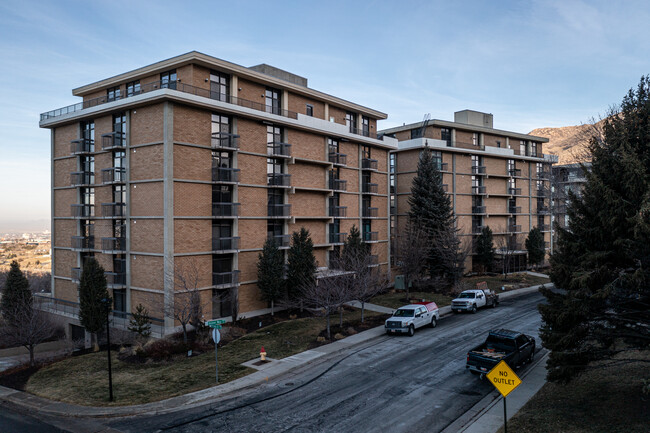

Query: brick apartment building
381 110 556 272
40 51 397 336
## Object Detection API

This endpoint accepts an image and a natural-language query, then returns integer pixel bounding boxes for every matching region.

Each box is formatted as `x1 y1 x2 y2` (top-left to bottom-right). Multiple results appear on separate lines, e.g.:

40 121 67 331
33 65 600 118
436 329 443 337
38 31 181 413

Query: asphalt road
108 291 545 433
0 404 67 433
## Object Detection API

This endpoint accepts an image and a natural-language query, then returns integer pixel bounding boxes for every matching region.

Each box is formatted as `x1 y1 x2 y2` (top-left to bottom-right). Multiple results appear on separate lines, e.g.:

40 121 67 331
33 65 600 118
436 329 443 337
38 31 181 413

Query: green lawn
25 309 384 406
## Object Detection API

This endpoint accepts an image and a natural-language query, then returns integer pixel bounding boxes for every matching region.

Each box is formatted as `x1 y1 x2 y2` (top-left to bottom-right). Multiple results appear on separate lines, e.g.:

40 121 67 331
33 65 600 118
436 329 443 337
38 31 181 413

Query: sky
1 0 650 233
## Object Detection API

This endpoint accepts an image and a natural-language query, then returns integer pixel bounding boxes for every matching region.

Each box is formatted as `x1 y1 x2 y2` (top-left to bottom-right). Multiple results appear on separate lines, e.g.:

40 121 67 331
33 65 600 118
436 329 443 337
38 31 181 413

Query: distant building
551 162 591 234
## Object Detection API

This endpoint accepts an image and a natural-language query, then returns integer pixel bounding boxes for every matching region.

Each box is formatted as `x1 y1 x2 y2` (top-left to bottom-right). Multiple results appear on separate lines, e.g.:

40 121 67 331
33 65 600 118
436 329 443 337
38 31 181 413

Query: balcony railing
211 132 239 150
472 206 486 214
362 158 378 170
349 126 379 140
41 80 300 122
363 207 379 218
329 178 347 191
363 231 379 242
268 141 292 158
362 182 378 194
508 168 522 177
212 202 241 218
268 203 291 218
70 171 93 187
101 237 126 252
329 232 346 244
267 173 291 187
70 138 94 155
508 206 522 214
101 167 126 184
71 236 94 251
212 167 240 183
472 185 487 195
272 234 291 248
329 152 347 165
508 188 522 196
71 267 82 283
508 225 522 232
329 206 347 217
102 202 126 218
472 165 487 175
71 204 94 218
213 270 241 288
101 132 126 150
105 272 126 288
212 237 240 252
437 162 449 172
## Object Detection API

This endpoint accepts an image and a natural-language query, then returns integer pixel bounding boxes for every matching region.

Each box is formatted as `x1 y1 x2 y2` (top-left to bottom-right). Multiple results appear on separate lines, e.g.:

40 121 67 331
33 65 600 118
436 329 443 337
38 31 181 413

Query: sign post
486 360 522 433
212 328 221 383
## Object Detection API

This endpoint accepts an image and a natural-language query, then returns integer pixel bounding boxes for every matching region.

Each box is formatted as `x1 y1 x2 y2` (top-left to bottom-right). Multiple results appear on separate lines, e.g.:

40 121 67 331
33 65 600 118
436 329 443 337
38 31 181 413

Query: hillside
529 122 601 165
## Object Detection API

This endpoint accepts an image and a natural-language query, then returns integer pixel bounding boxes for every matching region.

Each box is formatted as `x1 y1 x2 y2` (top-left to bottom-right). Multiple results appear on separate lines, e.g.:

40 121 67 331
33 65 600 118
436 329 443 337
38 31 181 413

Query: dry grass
370 291 455 310
497 350 650 433
25 308 384 406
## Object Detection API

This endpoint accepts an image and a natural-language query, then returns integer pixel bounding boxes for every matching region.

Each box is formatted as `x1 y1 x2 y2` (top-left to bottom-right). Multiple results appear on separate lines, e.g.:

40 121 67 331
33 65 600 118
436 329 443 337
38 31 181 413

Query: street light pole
102 298 114 402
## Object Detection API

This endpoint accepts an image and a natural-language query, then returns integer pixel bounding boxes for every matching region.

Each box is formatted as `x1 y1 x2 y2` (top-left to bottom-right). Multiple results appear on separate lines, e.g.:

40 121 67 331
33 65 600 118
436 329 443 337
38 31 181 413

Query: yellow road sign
486 360 522 397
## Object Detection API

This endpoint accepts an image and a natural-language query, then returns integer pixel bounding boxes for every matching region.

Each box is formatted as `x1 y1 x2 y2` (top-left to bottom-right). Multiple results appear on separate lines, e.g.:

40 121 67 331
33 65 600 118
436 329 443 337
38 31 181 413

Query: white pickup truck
451 285 499 314
385 302 439 336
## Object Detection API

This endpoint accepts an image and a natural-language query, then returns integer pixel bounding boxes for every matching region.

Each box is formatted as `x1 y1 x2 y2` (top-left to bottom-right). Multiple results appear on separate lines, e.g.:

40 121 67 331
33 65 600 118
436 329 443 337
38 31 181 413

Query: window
531 142 538 157
113 289 126 317
81 219 94 238
81 120 95 148
441 128 451 144
113 150 125 182
126 80 140 97
362 145 371 161
113 220 125 239
267 125 282 155
113 113 126 146
362 116 370 137
536 162 543 176
212 185 233 203
496 140 501 148
81 187 95 207
265 88 281 114
472 133 478 146
345 111 357 133
213 150 233 169
107 86 121 102
507 159 515 174
362 219 372 238
519 140 527 156
268 188 284 205
160 70 177 89
210 70 229 101
329 219 340 237
267 220 283 239
213 221 233 240
306 104 313 117
509 178 516 190
431 150 443 171
328 138 340 154
389 153 396 174
538 215 545 228
471 154 480 167
113 184 126 204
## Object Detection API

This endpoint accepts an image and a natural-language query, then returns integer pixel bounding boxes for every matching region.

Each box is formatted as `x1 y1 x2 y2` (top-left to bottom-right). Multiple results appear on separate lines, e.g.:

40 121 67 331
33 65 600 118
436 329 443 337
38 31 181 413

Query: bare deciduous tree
297 273 353 340
495 234 522 280
396 223 430 299
164 259 207 346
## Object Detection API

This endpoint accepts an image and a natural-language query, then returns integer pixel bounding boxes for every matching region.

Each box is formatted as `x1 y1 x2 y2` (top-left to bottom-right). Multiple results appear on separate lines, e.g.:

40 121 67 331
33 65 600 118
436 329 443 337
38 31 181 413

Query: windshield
393 309 414 317
459 292 475 299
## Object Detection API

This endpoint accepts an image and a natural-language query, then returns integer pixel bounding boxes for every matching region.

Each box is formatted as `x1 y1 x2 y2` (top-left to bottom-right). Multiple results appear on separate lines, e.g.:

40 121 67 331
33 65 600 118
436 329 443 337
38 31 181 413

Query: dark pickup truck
466 329 536 378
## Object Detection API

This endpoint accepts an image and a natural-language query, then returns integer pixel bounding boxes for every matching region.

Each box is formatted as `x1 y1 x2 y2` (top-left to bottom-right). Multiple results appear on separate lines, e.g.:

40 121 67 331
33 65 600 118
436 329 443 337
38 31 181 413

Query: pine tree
475 227 495 274
78 258 111 348
342 225 366 269
525 227 545 269
128 304 152 338
257 237 285 315
286 228 317 301
0 261 32 323
540 76 650 383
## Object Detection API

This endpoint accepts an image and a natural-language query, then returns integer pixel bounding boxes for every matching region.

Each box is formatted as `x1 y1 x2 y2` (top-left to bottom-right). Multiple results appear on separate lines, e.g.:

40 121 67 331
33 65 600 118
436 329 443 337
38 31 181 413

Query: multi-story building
551 162 591 233
40 51 396 336
381 110 555 272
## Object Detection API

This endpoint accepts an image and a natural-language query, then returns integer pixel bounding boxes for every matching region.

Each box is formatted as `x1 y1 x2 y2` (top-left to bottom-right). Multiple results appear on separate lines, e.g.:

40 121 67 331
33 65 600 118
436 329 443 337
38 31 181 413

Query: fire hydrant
260 346 267 362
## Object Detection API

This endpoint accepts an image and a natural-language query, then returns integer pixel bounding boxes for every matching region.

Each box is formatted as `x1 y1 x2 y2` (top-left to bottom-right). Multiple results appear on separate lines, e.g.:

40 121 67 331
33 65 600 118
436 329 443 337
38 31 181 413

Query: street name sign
206 319 226 328
486 360 522 397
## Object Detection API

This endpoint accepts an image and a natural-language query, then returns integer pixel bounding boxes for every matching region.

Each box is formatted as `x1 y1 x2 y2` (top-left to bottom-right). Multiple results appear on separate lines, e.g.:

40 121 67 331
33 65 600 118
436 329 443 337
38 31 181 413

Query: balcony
508 206 522 214
267 173 291 188
508 168 522 177
508 188 522 196
212 237 240 252
472 165 487 175
363 207 379 218
472 206 487 214
272 234 291 248
329 178 347 191
101 167 126 184
539 224 550 232
329 152 347 166
362 158 378 170
212 167 240 183
71 267 82 283
105 272 126 288
363 231 379 242
212 202 241 218
472 185 487 195
508 225 522 232
101 237 126 252
71 204 94 218
70 137 94 155
211 132 239 150
329 206 347 218
102 202 126 218
213 270 241 288
71 236 94 251
362 182 379 194
268 203 291 218
329 232 346 244
268 141 292 158
101 132 126 150
70 171 93 187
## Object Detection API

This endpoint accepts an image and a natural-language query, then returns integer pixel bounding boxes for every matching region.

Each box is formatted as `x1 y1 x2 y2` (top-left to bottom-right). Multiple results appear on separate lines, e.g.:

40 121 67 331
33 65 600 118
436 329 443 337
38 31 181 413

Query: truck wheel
408 325 415 337
430 317 437 328
471 304 477 314
491 300 497 308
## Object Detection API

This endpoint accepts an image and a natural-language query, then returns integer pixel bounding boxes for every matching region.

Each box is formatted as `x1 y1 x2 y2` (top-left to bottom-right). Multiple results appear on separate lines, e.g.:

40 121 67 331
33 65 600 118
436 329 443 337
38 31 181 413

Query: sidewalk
0 282 551 420
0 340 71 373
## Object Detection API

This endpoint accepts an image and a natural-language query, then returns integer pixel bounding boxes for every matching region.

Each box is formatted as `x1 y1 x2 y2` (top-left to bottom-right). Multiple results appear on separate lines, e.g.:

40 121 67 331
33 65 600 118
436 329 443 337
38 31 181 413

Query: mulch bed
0 364 43 391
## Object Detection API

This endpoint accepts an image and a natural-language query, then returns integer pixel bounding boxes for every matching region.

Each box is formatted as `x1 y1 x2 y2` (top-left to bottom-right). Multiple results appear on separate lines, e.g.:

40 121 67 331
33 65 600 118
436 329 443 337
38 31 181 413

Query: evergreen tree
540 76 650 383
128 304 152 338
257 237 285 315
525 227 545 269
79 258 111 346
342 225 366 269
286 228 317 301
475 227 495 274
1 261 32 323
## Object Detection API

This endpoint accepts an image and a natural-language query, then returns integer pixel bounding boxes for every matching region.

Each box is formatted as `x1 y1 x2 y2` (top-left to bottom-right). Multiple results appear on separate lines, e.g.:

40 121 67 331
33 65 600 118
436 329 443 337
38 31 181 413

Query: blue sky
1 0 650 232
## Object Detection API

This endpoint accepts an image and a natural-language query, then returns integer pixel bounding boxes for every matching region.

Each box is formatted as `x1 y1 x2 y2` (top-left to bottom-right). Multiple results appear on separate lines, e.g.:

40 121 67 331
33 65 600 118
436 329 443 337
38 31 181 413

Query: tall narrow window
531 142 538 157
160 70 177 89
107 86 121 102
210 70 229 101
362 116 370 137
113 113 126 147
441 128 451 144
81 120 95 150
265 87 281 114
519 140 527 156
431 150 443 171
306 104 314 117
345 112 357 133
472 133 478 146
126 80 141 97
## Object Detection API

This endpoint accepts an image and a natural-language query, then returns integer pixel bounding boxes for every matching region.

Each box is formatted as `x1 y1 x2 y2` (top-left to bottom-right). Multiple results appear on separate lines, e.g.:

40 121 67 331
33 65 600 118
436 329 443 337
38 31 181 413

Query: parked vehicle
466 329 536 378
451 283 499 313
385 302 439 336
